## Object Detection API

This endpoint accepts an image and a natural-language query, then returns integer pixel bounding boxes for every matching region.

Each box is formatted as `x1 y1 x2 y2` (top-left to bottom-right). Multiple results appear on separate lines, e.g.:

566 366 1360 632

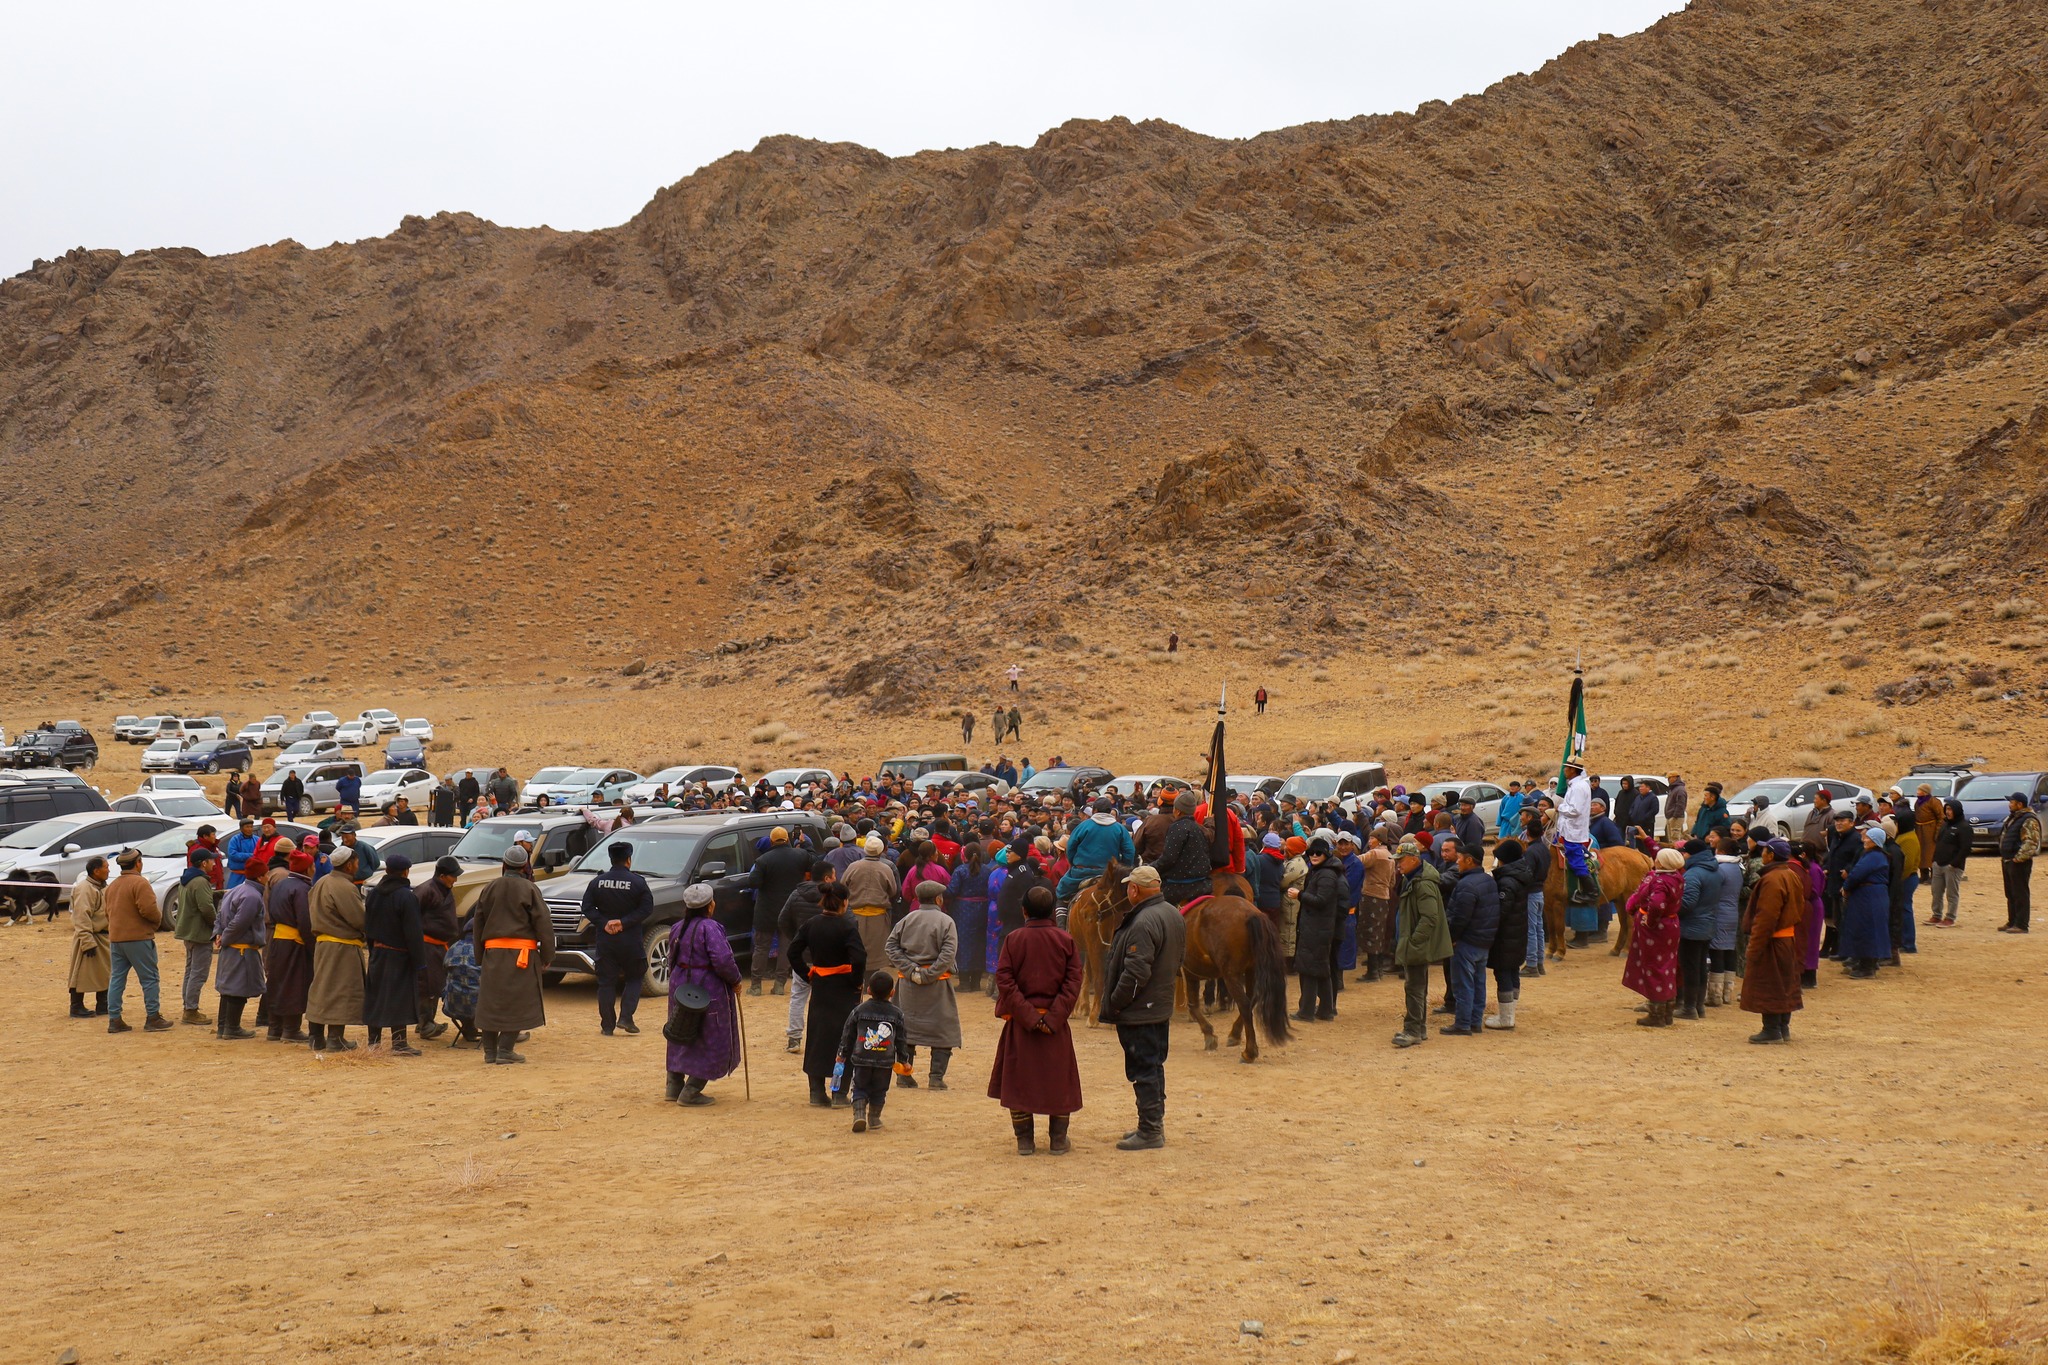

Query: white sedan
1725 777 1874 840
359 708 402 735
401 717 434 741
140 738 191 772
236 720 286 748
334 720 379 747
273 739 344 770
356 767 436 813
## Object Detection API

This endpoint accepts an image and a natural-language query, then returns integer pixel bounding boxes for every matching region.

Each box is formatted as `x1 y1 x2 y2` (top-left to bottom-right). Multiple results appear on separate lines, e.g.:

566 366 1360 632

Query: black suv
12 726 98 771
0 770 110 836
541 810 828 994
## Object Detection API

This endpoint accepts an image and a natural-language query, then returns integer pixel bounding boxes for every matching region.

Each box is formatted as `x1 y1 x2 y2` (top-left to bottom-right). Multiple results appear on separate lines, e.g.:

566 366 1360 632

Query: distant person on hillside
1167 632 1179 653
1007 663 1023 691
1006 705 1022 742
1254 686 1268 715
962 711 975 746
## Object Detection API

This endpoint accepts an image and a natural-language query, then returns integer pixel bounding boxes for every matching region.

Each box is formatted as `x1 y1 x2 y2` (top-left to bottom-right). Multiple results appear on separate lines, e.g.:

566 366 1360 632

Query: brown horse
1543 843 1652 959
1068 861 1130 1028
1179 893 1292 1062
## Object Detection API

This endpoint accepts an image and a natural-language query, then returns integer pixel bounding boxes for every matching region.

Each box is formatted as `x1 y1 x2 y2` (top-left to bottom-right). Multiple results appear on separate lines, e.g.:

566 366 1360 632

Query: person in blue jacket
1057 797 1137 904
1838 825 1894 979
1676 839 1720 1018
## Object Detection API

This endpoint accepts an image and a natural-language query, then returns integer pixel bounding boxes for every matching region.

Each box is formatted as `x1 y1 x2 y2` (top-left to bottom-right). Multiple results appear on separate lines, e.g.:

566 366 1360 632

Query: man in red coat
1195 801 1245 875
986 886 1083 1155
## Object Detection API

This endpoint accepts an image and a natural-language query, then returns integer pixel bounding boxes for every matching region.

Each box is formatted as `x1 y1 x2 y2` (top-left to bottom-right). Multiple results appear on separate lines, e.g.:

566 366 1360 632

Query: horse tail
1245 913 1292 1045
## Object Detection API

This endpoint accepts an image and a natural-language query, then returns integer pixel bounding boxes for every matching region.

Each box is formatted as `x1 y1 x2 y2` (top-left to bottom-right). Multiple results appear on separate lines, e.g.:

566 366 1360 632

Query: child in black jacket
836 971 911 1133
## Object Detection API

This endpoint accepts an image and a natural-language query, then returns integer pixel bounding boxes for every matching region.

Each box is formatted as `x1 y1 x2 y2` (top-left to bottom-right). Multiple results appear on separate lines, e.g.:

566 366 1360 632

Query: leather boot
851 1098 870 1134
183 1007 212 1027
1012 1111 1036 1156
769 978 783 996
808 1076 831 1108
220 998 255 1040
143 1014 174 1032
307 1022 325 1052
280 1015 308 1043
480 1030 500 1063
927 1048 952 1092
1116 1122 1164 1151
94 992 108 1016
1047 1115 1071 1156
325 1024 356 1051
1570 872 1601 906
680 1077 714 1106
389 1026 421 1057
666 1072 686 1102
69 990 90 1019
496 1032 526 1064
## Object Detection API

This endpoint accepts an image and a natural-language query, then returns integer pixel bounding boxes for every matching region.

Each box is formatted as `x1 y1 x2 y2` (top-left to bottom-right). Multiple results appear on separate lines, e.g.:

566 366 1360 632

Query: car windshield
529 767 576 785
576 830 704 877
187 741 221 754
563 768 611 785
115 716 138 725
146 740 181 753
146 776 201 791
282 742 321 756
361 771 408 787
760 770 813 786
1021 770 1078 790
643 766 694 785
1958 775 2035 804
451 822 542 862
1280 774 1342 802
0 815 94 850
1728 781 1800 806
151 796 220 817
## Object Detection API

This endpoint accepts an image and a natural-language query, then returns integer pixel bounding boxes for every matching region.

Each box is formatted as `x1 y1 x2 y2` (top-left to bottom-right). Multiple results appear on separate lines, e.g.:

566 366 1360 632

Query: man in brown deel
472 845 554 1064
105 848 173 1033
307 843 367 1052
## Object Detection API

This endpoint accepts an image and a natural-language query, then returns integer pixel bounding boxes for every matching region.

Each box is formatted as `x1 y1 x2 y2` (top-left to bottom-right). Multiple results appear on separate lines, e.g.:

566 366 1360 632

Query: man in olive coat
1392 837 1452 1049
307 844 367 1052
472 846 555 1064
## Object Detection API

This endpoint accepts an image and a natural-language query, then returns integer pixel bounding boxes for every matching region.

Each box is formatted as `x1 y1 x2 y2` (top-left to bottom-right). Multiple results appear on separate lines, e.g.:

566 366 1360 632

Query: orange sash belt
899 970 952 980
1772 926 1797 938
809 963 853 977
270 925 304 943
485 936 539 968
423 935 449 947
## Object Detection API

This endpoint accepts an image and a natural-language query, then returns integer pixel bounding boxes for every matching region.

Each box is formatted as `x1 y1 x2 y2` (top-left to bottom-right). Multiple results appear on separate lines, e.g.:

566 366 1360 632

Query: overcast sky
4 0 1686 277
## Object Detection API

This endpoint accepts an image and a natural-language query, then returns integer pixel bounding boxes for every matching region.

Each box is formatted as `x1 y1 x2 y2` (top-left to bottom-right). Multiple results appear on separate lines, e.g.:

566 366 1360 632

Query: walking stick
734 983 752 1101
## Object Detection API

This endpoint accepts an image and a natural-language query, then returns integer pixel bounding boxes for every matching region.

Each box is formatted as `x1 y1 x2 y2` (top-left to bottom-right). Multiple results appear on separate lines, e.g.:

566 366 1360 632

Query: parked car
623 765 742 801
173 738 253 774
878 753 969 781
1885 763 1979 802
140 737 192 772
334 719 378 748
1100 773 1198 802
911 770 1009 798
11 726 99 771
136 774 206 795
304 711 341 727
273 738 344 770
520 767 579 804
356 767 435 812
522 767 642 808
279 720 336 745
540 809 828 993
444 765 507 794
400 717 434 741
1226 774 1285 799
1953 772 2048 852
353 823 463 869
1417 780 1513 835
115 715 165 743
757 767 834 792
1018 765 1114 798
358 708 402 735
0 770 109 838
1723 776 1873 840
140 816 318 921
0 811 179 914
235 719 287 748
111 790 224 819
257 761 368 816
1277 762 1388 809
411 813 610 919
382 734 428 769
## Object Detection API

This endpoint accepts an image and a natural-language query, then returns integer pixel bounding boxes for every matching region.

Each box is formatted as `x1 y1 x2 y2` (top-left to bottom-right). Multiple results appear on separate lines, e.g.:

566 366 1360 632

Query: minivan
0 771 111 838
1277 762 1389 808
879 753 968 781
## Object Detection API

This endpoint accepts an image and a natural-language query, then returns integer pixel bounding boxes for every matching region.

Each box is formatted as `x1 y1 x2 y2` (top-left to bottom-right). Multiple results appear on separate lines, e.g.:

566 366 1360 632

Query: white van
1277 762 1388 808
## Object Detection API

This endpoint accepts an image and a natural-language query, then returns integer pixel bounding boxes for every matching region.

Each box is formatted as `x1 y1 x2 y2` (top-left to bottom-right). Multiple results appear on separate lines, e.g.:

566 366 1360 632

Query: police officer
582 840 654 1035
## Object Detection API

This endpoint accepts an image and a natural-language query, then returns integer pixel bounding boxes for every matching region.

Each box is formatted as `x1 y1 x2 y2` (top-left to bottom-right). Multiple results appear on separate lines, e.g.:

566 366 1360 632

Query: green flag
1555 673 1586 796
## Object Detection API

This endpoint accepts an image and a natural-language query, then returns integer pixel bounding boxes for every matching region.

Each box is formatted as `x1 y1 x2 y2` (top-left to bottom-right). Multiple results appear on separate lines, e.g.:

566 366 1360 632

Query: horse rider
1557 757 1601 906
1057 797 1137 907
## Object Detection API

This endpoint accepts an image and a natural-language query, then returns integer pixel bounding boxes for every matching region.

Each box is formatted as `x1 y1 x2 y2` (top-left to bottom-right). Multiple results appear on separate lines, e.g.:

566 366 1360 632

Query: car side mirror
63 843 81 855
695 861 728 882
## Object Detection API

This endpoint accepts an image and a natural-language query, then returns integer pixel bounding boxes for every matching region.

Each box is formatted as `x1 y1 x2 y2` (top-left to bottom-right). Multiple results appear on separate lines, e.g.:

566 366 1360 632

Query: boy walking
837 971 911 1133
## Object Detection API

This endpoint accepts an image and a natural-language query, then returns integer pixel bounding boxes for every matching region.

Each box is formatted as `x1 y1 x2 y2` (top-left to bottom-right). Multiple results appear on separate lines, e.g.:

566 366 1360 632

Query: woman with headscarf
944 840 993 993
988 886 1083 1155
788 881 866 1107
362 854 425 1055
1740 839 1805 1043
664 882 742 1106
1839 826 1893 978
1621 847 1685 1027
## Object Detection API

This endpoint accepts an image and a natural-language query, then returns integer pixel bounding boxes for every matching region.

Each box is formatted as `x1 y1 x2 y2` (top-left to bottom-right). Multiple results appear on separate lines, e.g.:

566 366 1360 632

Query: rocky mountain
2 0 2043 775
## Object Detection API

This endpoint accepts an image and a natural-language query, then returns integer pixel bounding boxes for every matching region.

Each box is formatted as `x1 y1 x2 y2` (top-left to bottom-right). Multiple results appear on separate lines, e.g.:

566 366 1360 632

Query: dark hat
2010 791 2031 804
1092 797 1112 813
383 853 413 878
1307 837 1331 857
434 856 462 878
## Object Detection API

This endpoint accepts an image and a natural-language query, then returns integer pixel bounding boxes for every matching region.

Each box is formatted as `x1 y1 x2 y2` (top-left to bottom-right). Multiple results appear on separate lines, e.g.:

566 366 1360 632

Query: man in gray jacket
1663 774 1689 843
1098 864 1186 1151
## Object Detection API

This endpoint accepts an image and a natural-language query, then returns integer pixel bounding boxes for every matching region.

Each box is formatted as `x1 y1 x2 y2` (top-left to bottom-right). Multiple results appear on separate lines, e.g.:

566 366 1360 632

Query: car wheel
205 761 219 774
642 921 674 996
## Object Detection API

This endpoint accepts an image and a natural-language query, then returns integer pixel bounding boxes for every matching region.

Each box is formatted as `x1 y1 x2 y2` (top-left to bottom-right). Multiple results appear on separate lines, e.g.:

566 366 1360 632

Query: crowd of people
59 750 2039 1152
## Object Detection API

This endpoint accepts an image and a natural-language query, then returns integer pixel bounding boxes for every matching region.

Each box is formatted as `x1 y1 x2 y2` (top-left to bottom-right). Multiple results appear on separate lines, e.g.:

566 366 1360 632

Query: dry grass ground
3 869 2042 1364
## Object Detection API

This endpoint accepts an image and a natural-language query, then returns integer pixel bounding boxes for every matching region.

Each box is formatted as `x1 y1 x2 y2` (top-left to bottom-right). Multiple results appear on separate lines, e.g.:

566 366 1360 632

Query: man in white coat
1557 758 1600 906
